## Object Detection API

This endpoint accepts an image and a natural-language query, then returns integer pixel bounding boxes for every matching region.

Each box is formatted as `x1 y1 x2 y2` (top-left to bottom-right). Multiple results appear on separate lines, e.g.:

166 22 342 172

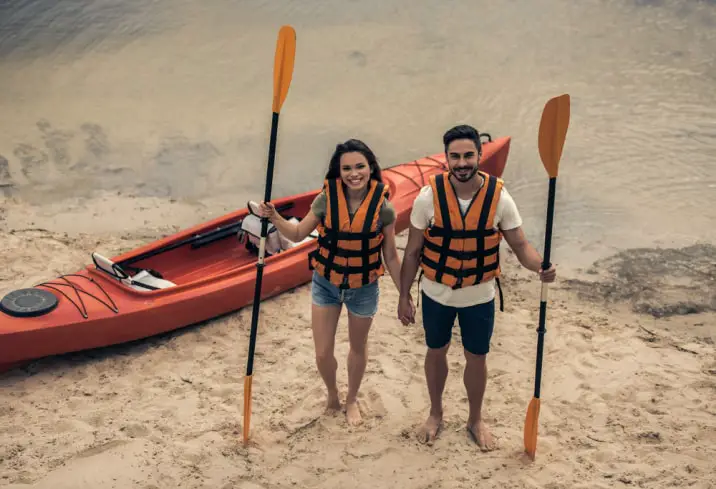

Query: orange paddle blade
538 94 571 178
524 397 541 459
242 375 253 444
272 25 297 113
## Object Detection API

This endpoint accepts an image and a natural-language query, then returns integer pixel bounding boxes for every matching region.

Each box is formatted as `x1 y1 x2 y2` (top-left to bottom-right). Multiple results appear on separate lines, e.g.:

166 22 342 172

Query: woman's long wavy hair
324 139 383 183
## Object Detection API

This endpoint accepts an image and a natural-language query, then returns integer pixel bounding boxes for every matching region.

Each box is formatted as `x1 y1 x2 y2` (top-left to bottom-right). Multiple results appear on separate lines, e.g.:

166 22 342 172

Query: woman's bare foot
467 419 495 452
418 413 442 445
345 400 363 426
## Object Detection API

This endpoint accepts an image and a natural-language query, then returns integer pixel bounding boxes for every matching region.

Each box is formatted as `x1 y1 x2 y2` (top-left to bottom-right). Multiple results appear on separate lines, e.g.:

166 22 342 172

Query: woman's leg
343 282 379 426
311 302 343 410
345 311 373 425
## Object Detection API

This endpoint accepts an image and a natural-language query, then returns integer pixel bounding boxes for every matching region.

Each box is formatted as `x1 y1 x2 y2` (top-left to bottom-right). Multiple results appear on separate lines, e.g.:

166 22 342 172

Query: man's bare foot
467 419 495 452
326 392 341 412
345 400 363 426
418 413 442 445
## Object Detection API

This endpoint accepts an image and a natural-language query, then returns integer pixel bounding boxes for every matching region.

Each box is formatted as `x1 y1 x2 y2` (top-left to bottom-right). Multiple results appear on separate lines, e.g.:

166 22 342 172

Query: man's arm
397 224 424 325
501 226 542 272
380 223 403 293
399 224 425 298
501 226 556 281
398 186 431 324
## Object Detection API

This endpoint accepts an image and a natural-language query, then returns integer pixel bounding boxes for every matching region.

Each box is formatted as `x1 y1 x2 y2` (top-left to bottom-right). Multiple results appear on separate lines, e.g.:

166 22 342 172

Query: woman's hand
398 294 416 325
257 201 276 221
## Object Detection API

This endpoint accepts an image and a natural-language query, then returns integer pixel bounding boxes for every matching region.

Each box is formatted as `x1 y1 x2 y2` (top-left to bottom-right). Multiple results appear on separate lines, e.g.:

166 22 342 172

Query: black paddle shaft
245 111 280 377
534 176 556 399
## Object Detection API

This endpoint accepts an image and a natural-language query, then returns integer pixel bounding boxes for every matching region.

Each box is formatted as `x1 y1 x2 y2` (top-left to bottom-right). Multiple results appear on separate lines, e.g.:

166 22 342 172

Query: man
397 124 556 450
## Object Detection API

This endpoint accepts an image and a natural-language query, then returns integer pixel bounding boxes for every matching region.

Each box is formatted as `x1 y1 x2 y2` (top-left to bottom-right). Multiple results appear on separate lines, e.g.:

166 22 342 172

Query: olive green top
310 190 396 227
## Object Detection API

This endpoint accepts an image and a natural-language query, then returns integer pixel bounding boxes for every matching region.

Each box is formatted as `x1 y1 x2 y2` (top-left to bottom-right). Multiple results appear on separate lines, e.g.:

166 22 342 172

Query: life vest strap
320 229 382 240
426 226 498 239
496 277 504 312
421 255 499 284
360 185 385 286
316 234 382 257
310 251 383 276
423 239 500 261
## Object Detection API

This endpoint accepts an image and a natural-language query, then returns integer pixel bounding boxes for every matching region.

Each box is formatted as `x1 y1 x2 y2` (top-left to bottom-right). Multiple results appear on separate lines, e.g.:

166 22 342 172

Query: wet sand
2 0 716 270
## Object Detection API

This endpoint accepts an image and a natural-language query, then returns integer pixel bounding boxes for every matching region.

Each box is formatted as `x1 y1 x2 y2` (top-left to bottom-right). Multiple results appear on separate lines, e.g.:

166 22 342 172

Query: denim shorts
311 271 379 318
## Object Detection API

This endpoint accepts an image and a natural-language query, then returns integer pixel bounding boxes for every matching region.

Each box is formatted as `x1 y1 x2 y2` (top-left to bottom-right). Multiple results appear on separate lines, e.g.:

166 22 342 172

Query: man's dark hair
443 124 482 154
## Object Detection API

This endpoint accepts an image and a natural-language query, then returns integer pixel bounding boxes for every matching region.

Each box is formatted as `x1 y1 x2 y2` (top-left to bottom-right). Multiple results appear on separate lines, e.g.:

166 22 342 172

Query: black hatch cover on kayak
0 288 58 317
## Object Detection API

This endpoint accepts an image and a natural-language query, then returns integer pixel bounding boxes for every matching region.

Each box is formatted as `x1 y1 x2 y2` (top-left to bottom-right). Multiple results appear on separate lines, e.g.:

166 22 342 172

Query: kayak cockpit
92 253 177 292
91 194 320 291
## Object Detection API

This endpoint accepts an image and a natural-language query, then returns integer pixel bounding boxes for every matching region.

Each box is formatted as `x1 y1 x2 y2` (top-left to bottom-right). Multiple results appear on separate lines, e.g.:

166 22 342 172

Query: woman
257 139 409 426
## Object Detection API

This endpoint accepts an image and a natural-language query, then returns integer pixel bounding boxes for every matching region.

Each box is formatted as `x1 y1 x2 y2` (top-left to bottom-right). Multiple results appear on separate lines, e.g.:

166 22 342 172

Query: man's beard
450 165 478 183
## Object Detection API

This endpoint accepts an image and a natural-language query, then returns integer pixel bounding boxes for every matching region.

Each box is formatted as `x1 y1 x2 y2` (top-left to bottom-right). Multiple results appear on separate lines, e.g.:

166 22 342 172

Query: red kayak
0 135 510 372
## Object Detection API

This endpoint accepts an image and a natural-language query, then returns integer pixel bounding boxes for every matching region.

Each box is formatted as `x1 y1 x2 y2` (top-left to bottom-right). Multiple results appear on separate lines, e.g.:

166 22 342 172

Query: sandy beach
2 0 715 487
1 206 714 488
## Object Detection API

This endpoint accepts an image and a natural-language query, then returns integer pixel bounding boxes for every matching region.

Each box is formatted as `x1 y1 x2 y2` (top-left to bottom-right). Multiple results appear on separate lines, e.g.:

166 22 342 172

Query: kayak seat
279 217 319 250
91 252 177 291
240 206 318 257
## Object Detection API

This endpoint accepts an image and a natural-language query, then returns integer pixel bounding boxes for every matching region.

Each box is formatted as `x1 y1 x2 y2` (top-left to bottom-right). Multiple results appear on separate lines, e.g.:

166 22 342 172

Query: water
1 0 715 271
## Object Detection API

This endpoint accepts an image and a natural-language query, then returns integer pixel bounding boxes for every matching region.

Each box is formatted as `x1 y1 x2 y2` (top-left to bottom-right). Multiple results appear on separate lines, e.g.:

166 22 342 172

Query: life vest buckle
454 270 464 288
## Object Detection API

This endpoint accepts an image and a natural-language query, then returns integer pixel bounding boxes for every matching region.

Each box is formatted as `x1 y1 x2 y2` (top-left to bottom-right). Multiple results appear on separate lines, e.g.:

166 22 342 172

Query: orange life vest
419 170 504 291
309 178 388 289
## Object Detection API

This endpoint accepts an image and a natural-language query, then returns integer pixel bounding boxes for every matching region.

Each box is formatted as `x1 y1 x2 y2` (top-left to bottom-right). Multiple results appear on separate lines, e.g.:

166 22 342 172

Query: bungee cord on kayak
34 274 119 319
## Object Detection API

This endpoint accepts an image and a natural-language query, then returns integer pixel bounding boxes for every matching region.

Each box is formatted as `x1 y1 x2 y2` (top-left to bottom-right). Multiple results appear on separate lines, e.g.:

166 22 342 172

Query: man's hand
539 263 557 282
398 224 425 326
398 294 416 325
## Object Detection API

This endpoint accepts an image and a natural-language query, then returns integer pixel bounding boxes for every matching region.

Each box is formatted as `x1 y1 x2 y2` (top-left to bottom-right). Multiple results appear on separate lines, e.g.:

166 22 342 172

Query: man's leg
464 351 494 450
422 344 449 443
458 299 496 451
419 292 457 444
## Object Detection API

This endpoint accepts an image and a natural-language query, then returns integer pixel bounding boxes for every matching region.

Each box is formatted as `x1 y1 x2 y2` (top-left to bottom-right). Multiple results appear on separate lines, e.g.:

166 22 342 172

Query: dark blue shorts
421 291 495 355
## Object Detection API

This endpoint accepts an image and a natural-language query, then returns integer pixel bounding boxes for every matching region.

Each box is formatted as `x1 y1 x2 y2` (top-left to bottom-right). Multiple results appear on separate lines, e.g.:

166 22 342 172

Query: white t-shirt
410 181 523 307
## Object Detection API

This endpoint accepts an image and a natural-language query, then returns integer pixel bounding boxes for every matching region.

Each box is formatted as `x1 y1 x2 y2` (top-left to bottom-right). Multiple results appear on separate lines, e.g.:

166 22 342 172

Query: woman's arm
380 222 403 293
257 202 321 242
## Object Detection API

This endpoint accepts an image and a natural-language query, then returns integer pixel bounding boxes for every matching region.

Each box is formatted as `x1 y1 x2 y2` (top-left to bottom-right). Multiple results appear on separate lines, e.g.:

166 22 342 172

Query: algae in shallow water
565 244 716 318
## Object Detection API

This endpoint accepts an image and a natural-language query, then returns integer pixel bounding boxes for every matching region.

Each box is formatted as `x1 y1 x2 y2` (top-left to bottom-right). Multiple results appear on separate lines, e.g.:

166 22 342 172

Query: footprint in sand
339 388 389 428
43 419 78 435
154 411 176 435
0 155 12 197
37 118 75 169
358 388 388 419
0 155 11 181
85 413 106 429
75 439 131 459
81 123 110 159
14 143 50 183
66 123 111 173
215 385 239 407
284 385 328 426
120 423 151 438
